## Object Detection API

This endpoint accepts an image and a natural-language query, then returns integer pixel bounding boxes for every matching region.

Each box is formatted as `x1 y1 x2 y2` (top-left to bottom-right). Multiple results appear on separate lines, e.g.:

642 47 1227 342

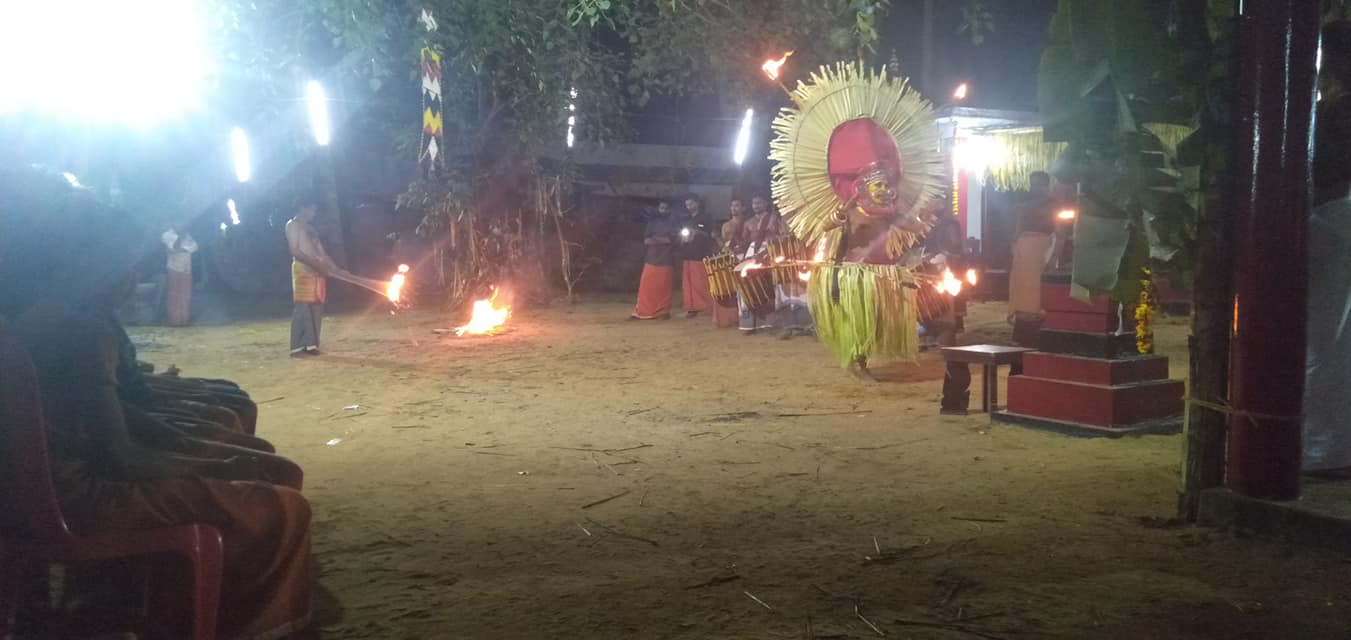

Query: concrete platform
1198 480 1351 555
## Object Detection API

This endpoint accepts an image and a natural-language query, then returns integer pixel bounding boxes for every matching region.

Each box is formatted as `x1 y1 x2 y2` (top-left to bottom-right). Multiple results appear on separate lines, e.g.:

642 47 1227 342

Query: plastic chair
0 327 224 640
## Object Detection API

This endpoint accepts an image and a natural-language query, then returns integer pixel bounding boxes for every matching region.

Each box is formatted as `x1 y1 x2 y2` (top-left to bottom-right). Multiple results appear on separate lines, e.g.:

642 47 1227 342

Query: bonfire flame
936 268 964 297
455 288 511 336
762 51 794 81
386 264 410 304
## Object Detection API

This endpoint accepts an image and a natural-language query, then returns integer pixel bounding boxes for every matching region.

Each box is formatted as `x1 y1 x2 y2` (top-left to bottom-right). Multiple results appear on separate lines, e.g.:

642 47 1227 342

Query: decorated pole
1223 0 1320 500
419 7 444 178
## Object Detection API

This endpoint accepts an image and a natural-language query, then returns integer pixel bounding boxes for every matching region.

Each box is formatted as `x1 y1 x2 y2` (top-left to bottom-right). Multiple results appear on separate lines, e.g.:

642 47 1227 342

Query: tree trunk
1179 1 1238 520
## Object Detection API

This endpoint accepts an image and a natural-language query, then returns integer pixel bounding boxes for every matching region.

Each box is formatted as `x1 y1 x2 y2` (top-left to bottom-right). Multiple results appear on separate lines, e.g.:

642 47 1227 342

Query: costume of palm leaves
769 62 947 370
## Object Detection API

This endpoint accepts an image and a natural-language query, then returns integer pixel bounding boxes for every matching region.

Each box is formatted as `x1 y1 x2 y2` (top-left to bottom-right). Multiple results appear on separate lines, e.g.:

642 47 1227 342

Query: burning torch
762 51 795 96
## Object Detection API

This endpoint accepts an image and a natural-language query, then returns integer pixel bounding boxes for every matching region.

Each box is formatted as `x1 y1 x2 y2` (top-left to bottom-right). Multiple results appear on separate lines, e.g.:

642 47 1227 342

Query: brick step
1006 375 1185 428
1022 352 1171 386
1038 329 1139 359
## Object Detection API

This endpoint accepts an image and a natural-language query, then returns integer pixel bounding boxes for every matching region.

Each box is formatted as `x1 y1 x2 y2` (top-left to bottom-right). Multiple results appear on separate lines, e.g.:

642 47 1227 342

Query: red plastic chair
0 327 224 640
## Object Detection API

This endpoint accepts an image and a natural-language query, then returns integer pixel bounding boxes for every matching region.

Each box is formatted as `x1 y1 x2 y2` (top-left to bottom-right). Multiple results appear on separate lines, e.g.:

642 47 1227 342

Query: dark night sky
880 0 1059 110
636 1 1059 146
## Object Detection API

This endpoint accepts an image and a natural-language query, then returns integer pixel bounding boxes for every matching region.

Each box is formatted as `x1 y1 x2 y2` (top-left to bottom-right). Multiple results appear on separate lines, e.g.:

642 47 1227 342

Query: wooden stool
940 345 1034 415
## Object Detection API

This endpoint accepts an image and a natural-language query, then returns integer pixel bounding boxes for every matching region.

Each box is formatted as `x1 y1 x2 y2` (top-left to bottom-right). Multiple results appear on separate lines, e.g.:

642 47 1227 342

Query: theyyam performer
768 62 946 381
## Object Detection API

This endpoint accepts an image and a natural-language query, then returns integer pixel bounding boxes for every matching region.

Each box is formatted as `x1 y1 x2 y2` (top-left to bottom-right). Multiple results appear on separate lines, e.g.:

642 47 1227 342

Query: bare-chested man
286 200 398 357
286 200 337 357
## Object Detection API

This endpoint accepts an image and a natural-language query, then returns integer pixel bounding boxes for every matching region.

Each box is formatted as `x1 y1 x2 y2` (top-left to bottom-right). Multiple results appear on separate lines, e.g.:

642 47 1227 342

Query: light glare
733 108 754 165
952 134 1003 180
953 83 969 101
230 127 252 183
306 81 332 146
566 87 577 148
227 198 241 225
0 1 212 124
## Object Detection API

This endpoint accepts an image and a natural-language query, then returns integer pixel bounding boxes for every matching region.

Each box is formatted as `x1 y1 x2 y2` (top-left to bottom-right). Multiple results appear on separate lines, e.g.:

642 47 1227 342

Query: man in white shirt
161 225 198 326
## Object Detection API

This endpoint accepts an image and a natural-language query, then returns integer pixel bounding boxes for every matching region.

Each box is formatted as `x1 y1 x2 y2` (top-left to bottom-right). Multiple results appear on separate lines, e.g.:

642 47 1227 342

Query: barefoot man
286 201 332 357
286 200 399 357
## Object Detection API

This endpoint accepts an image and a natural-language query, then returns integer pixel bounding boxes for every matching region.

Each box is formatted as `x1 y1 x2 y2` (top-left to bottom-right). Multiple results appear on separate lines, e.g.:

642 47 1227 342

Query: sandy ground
128 299 1351 640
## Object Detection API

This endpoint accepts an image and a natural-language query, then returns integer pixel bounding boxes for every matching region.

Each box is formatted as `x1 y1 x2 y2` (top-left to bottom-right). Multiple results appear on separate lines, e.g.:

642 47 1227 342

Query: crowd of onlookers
0 165 316 639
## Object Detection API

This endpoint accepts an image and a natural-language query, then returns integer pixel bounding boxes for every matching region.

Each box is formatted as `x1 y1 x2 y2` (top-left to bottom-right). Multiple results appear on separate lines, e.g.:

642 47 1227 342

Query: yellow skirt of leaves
808 263 918 368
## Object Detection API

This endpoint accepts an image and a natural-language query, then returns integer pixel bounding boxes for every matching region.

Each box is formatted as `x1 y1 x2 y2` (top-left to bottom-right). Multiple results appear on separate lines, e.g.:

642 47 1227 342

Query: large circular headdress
769 62 946 259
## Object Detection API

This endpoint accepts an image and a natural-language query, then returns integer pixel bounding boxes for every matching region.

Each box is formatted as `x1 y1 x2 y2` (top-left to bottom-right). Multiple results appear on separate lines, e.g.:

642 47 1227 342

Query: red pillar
1225 1 1320 500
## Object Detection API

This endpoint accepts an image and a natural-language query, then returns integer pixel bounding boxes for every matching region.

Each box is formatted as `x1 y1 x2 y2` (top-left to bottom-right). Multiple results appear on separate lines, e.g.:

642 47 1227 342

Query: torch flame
762 51 794 81
813 238 828 263
386 264 410 304
455 288 511 336
936 268 964 297
1057 208 1077 221
965 268 978 286
739 261 763 277
798 270 811 282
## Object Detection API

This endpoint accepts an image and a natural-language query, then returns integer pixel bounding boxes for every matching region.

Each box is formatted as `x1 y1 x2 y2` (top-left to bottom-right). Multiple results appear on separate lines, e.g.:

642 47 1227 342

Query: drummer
738 196 787 334
711 198 750 328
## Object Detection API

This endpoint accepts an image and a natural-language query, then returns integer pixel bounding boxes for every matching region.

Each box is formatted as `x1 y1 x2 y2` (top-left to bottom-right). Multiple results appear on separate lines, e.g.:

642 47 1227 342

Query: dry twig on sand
855 604 886 637
950 517 1006 524
459 449 517 457
682 574 741 590
585 518 658 547
552 444 653 454
257 396 285 404
744 591 773 610
580 490 632 510
891 618 1008 639
708 410 873 422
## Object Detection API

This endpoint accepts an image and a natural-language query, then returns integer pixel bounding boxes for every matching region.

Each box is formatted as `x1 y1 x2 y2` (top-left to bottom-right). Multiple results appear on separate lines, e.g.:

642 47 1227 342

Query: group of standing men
631 194 812 339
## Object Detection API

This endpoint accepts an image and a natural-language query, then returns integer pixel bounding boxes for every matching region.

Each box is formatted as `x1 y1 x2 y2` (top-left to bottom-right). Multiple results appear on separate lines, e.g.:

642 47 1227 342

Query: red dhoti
633 264 674 319
681 260 715 313
166 270 192 326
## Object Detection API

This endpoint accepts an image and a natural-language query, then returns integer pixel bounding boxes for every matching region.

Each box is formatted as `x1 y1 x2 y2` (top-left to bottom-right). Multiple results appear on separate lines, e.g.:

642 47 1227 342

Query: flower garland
1134 268 1158 354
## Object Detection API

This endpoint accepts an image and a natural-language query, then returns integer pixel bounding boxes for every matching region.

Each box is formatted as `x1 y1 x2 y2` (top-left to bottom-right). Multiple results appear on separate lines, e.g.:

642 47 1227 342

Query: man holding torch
286 199 397 356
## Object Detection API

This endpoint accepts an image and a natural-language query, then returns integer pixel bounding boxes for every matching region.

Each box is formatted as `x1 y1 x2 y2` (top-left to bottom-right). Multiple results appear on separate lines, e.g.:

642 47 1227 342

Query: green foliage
957 1 996 46
1037 0 1209 302
571 0 893 105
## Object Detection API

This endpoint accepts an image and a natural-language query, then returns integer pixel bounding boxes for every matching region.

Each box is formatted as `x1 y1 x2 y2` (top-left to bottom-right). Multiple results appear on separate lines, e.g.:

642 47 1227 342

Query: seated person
103 276 260 435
